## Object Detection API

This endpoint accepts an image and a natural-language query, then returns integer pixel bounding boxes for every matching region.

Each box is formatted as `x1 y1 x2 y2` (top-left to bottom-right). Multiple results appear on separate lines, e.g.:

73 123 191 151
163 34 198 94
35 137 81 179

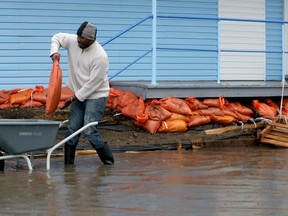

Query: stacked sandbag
107 88 259 134
0 87 38 109
0 86 74 113
251 99 277 120
0 86 285 133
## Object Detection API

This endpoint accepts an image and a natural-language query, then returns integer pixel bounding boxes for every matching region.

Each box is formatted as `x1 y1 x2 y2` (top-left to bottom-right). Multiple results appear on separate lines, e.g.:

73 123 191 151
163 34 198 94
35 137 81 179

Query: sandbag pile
0 59 68 115
107 88 284 134
0 85 285 133
0 85 74 111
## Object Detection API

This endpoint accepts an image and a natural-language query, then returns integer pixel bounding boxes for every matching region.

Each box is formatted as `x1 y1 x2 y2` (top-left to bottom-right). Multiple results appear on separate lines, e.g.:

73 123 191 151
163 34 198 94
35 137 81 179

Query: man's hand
51 53 60 62
59 96 77 110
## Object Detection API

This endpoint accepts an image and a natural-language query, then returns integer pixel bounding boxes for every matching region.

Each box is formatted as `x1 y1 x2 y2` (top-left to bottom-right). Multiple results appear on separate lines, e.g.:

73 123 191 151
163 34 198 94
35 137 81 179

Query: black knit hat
77 21 97 40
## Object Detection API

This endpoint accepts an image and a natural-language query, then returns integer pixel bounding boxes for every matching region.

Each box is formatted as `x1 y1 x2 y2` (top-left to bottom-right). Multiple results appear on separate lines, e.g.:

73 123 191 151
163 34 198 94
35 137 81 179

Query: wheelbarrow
0 119 99 171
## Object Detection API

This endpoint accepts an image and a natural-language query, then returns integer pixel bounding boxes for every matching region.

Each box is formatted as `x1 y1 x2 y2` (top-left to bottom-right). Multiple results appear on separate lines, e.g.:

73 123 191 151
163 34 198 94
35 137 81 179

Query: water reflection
0 147 288 215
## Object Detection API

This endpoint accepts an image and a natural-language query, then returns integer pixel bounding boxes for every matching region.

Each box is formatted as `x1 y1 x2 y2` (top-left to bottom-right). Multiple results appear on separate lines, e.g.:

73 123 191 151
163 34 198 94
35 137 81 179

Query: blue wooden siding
0 0 152 89
156 0 218 81
0 0 285 90
266 0 283 80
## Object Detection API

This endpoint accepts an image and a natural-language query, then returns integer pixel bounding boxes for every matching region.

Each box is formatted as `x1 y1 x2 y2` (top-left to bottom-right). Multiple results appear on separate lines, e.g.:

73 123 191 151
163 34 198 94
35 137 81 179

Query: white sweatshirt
50 33 110 102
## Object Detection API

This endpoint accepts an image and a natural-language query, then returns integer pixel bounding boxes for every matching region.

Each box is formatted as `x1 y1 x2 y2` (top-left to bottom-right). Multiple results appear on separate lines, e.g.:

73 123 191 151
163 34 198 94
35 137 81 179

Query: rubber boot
96 142 114 165
0 152 4 171
64 143 76 165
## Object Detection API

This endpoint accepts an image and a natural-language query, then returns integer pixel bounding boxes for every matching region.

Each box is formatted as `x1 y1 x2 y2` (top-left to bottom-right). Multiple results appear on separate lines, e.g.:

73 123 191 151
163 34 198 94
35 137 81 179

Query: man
50 21 114 165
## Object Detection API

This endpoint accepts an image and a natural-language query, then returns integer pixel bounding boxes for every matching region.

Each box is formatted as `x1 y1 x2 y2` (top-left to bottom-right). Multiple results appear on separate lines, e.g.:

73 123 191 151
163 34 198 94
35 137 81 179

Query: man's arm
50 33 75 57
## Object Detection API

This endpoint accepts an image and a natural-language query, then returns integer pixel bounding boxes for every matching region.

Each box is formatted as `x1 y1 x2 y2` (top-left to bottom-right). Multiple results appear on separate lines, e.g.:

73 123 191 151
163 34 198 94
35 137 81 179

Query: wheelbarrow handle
59 120 108 128
46 121 100 170
59 120 69 128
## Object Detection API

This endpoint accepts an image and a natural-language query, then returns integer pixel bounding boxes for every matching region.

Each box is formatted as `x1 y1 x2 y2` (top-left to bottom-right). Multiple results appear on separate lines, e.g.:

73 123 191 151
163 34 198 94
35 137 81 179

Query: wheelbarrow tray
0 119 61 154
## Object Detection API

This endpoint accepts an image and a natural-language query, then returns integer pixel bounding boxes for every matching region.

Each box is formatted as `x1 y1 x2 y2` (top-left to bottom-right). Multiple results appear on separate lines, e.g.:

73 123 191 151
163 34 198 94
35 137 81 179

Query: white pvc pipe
152 0 157 85
217 19 221 84
279 23 287 119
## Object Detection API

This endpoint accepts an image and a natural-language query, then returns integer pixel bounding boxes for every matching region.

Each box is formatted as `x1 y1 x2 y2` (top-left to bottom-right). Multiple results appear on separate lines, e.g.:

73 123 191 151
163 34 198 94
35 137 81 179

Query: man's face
77 35 93 49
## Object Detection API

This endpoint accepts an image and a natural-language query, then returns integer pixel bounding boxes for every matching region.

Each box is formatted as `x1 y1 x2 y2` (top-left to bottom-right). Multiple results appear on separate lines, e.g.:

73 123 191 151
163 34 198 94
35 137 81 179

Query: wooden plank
271 127 288 134
32 149 96 159
271 122 288 129
205 121 266 135
270 131 288 138
76 150 96 156
260 138 288 147
265 134 288 142
259 125 272 137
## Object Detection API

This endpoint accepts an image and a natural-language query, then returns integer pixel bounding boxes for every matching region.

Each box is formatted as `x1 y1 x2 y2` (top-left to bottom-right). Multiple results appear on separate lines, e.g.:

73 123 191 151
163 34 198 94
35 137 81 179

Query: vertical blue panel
266 0 283 80
156 0 218 80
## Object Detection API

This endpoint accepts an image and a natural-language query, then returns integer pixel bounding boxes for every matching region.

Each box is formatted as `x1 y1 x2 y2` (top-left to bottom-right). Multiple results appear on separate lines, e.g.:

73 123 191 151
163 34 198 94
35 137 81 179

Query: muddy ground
0 107 261 152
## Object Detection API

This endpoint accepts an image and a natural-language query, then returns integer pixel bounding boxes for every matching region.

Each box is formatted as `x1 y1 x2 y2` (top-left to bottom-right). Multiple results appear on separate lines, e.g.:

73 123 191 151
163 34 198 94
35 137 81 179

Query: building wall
0 0 152 89
155 0 218 81
0 0 286 90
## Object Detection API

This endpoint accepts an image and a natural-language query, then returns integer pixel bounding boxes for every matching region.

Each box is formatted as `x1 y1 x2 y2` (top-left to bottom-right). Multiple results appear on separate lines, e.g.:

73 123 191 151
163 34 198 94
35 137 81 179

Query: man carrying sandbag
49 21 114 166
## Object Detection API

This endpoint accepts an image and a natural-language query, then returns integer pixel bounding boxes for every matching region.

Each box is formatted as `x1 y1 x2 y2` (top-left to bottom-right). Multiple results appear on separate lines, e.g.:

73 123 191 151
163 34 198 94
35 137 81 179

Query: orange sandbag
234 111 252 122
187 115 211 127
226 102 253 116
60 86 74 101
210 115 235 125
185 97 208 110
145 99 172 121
265 99 280 114
157 119 187 133
9 88 21 94
121 97 145 119
21 100 44 108
10 88 34 105
198 107 225 116
222 108 241 120
159 97 193 115
32 88 48 104
0 102 14 109
35 85 44 93
135 113 149 125
198 107 240 121
135 119 161 134
46 59 62 115
252 100 277 120
203 96 228 109
106 88 125 109
167 113 191 123
282 97 288 113
0 90 10 104
117 91 138 108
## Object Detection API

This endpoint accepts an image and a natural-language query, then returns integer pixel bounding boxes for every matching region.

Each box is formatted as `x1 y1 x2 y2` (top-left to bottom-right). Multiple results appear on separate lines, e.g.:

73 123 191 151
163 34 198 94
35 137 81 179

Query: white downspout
152 0 157 85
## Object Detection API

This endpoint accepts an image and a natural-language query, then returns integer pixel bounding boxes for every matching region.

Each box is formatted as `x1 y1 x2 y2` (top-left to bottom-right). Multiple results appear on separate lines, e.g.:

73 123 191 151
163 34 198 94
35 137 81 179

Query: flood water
1 146 288 216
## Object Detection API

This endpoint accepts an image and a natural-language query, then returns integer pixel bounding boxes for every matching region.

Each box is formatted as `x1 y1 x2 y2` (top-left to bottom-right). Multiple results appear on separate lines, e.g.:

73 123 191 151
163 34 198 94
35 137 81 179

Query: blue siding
266 0 283 80
0 0 285 89
156 0 218 81
0 0 152 89
0 0 218 89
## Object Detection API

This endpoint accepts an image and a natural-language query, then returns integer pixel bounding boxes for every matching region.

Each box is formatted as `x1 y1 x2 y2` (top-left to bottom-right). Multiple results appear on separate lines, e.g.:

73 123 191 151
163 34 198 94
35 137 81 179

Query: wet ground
1 146 288 216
